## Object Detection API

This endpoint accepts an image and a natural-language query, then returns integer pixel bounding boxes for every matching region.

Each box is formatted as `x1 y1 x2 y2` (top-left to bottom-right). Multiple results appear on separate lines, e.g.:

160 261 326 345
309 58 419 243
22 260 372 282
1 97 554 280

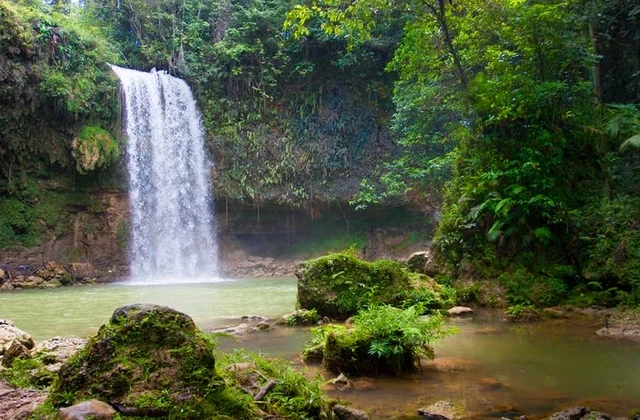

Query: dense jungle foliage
1 0 639 306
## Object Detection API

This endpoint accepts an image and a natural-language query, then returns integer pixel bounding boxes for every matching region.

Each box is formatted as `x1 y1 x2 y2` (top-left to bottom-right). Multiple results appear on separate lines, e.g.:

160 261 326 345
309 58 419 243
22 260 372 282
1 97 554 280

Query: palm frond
620 134 640 152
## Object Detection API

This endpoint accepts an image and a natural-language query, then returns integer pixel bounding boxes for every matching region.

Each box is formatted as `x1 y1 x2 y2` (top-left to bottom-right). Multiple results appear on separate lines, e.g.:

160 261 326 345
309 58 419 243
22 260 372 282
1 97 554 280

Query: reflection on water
219 312 640 419
1 284 639 419
0 278 296 340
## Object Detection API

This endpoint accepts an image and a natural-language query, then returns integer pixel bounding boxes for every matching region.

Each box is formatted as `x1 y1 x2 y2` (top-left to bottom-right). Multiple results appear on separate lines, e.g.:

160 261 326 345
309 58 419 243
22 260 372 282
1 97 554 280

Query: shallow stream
1 279 639 418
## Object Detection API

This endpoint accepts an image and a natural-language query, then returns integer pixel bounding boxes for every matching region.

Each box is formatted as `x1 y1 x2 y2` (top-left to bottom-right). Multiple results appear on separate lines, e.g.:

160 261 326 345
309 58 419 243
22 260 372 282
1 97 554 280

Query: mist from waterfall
110 65 218 283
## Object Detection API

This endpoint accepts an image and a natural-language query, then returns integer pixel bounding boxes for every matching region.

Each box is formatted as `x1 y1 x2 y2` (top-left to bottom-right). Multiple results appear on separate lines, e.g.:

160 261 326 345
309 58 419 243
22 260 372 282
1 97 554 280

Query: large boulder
406 250 439 277
0 320 34 355
68 263 99 282
296 252 455 319
36 262 72 285
49 304 218 417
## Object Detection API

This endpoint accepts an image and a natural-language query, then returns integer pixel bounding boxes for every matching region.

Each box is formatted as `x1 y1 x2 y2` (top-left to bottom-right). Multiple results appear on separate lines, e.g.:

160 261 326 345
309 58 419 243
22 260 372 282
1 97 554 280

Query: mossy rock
322 328 422 376
48 304 226 417
296 252 455 319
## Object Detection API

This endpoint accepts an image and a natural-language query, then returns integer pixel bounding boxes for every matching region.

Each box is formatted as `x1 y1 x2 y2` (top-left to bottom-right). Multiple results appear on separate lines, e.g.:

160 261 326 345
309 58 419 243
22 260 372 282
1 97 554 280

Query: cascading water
110 65 218 282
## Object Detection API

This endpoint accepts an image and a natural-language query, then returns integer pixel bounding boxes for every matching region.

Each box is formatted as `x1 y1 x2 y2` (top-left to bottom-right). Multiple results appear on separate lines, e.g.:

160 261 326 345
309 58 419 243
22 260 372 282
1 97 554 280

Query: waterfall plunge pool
1 280 640 418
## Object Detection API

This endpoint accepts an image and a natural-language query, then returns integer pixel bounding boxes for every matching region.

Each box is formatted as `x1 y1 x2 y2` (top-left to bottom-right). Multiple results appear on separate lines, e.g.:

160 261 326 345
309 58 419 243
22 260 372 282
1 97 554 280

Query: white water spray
110 65 218 282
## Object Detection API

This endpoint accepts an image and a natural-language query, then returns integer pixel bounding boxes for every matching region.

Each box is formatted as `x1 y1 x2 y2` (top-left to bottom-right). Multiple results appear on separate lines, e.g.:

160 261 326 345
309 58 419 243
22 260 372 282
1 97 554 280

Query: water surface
0 278 296 340
2 282 639 418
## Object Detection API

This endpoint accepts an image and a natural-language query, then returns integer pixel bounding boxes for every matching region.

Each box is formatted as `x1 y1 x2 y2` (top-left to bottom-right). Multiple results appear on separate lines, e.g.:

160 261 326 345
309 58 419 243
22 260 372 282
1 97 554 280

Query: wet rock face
50 304 217 416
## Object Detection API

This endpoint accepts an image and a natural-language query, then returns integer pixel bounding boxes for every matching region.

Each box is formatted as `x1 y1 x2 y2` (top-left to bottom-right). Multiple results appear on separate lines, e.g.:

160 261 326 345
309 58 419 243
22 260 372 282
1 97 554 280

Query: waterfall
110 65 218 282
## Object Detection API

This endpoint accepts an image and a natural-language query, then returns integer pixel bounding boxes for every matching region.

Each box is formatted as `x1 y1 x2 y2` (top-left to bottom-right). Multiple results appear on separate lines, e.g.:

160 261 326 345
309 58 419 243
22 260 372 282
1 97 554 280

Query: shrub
305 305 455 376
500 268 567 307
218 350 329 418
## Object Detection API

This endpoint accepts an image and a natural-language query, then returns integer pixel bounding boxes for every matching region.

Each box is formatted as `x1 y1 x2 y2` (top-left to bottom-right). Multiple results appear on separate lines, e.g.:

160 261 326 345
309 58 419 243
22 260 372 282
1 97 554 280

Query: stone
548 406 590 420
37 279 62 289
50 304 216 417
256 322 270 331
333 404 370 420
240 315 269 322
57 400 117 420
581 412 611 420
212 323 251 335
0 320 34 354
33 337 88 371
0 379 47 420
10 403 39 420
36 262 72 285
275 309 320 326
447 306 474 316
333 373 349 385
418 401 457 419
69 263 99 282
0 267 5 279
406 250 439 276
2 340 32 367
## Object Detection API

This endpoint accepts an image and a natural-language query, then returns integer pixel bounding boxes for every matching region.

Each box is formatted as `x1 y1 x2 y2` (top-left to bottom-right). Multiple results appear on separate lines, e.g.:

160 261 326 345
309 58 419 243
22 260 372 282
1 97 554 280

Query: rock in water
333 404 370 420
548 406 590 420
418 401 458 419
296 253 451 319
58 400 117 420
50 304 217 416
447 306 474 316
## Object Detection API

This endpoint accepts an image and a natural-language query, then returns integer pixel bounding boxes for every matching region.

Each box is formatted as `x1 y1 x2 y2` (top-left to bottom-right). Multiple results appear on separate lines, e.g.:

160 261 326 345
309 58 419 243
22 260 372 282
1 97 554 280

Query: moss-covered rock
296 252 456 319
47 304 335 419
276 309 320 326
305 305 454 376
48 304 232 417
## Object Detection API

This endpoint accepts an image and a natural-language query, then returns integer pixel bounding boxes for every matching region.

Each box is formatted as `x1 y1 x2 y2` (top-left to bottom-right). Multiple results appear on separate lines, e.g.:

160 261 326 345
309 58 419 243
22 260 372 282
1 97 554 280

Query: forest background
0 0 639 308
